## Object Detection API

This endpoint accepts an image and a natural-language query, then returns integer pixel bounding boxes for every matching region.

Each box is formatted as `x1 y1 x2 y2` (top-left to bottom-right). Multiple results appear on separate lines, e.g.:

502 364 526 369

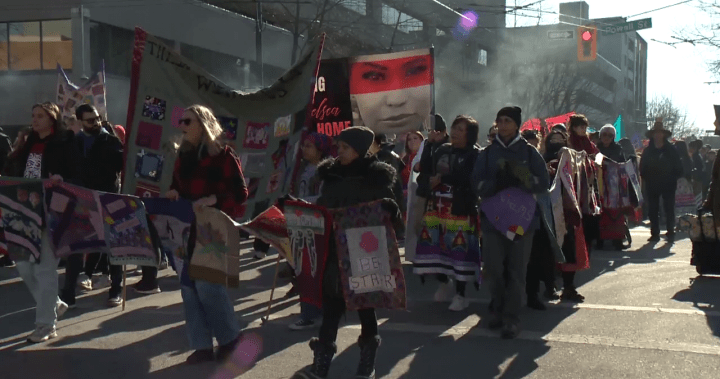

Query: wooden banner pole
122 264 127 311
261 254 282 324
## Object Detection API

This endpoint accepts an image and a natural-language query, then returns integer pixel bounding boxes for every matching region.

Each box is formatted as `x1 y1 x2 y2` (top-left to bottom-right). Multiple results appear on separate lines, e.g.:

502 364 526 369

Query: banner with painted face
56 63 107 127
122 28 323 222
312 49 434 139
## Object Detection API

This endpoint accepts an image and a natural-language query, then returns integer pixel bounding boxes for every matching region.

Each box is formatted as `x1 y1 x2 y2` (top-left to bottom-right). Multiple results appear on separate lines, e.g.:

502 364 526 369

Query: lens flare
453 11 478 40
460 11 478 31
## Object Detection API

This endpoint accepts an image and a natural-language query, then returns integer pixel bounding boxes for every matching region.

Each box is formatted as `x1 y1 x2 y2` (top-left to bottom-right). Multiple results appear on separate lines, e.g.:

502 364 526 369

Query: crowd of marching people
5 99 720 379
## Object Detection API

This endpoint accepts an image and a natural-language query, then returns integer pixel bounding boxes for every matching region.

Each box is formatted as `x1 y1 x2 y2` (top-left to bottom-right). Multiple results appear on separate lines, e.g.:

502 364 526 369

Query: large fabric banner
122 28 323 223
56 63 107 125
45 183 106 258
190 206 241 287
331 200 406 311
0 179 44 261
284 201 332 309
313 49 434 138
99 193 159 266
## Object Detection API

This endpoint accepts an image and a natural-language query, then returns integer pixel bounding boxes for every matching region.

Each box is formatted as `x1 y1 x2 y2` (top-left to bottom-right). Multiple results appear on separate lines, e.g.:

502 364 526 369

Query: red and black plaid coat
171 145 248 219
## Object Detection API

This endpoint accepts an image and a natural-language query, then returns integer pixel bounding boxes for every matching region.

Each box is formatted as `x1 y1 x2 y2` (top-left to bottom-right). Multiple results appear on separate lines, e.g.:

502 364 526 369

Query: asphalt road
1 224 719 379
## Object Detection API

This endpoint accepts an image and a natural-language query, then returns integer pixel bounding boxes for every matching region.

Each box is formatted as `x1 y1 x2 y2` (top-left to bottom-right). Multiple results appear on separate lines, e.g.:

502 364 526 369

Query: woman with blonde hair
3 102 79 343
166 104 249 364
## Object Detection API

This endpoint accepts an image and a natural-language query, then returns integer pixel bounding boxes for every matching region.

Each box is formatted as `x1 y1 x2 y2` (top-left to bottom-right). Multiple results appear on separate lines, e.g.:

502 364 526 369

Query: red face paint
349 54 433 95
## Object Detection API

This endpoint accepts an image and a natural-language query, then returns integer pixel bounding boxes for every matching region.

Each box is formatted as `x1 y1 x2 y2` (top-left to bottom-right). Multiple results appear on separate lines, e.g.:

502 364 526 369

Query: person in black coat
416 114 449 199
60 104 125 309
640 121 684 242
292 127 400 379
371 134 406 227
421 115 481 312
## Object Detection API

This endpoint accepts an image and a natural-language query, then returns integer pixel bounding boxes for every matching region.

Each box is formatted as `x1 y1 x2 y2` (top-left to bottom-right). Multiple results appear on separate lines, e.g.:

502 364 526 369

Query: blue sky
506 0 718 134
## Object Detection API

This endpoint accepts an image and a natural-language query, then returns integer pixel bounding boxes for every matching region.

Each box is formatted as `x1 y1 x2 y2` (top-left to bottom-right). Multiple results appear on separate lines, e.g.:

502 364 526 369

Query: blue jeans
180 280 240 350
300 302 322 321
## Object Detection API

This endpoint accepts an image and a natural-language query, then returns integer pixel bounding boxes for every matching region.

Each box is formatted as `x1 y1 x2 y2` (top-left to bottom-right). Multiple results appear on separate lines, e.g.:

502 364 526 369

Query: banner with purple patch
56 62 107 125
330 200 406 311
0 179 44 261
45 182 106 258
99 193 159 266
480 187 537 241
122 28 323 223
284 201 332 309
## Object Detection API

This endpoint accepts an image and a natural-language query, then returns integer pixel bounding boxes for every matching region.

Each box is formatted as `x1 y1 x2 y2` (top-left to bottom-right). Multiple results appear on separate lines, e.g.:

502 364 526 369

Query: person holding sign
291 126 401 379
472 106 550 339
165 105 248 365
3 102 80 343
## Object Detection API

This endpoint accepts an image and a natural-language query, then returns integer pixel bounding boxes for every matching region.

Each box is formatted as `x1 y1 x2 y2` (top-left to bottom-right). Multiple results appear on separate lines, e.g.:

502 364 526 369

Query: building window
9 22 41 70
0 20 72 71
90 21 133 77
628 39 635 52
381 4 422 33
626 57 634 72
341 0 366 15
42 20 72 69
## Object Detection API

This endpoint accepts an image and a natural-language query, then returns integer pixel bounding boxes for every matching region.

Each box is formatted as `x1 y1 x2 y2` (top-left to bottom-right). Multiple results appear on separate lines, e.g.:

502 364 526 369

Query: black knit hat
434 114 447 132
336 126 375 158
496 106 522 129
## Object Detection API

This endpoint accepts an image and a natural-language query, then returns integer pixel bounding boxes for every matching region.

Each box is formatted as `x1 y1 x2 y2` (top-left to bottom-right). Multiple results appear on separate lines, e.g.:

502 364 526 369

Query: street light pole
256 0 264 87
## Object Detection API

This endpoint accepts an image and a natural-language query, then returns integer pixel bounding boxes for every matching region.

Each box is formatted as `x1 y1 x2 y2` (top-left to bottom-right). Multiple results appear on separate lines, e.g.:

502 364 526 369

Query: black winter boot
290 338 336 379
355 335 381 379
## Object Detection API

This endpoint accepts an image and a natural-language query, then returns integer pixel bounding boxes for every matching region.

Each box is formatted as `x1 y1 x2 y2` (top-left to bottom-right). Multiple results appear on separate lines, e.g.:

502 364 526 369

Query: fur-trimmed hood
317 156 396 188
315 156 399 211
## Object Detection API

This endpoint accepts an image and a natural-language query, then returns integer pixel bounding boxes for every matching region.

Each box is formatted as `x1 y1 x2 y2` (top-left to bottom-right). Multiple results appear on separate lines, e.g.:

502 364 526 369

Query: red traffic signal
577 26 597 62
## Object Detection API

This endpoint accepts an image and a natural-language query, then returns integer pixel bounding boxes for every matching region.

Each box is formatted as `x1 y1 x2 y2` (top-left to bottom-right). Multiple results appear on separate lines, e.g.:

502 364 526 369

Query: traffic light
577 25 597 62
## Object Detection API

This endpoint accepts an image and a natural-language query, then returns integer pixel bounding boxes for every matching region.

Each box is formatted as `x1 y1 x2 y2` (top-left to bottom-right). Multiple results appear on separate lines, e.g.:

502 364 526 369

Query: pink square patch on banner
135 121 163 150
171 106 184 128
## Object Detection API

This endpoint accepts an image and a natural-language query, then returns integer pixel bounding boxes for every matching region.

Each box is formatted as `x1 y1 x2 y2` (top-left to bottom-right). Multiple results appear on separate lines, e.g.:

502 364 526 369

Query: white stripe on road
343 320 720 356
242 285 720 318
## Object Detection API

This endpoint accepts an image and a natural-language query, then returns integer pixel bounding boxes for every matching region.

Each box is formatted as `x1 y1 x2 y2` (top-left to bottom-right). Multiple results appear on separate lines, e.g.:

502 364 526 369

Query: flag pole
261 254 282 324
122 264 127 311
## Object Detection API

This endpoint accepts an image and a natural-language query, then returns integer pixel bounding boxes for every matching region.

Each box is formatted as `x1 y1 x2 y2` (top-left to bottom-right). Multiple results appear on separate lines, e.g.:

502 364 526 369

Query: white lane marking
240 285 720 317
343 322 720 356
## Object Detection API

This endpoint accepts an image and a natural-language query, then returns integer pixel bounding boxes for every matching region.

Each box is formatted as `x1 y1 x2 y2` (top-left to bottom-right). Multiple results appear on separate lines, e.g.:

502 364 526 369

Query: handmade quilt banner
0 179 45 261
189 205 241 287
676 178 697 217
331 200 406 311
142 198 194 273
238 205 290 266
596 154 642 210
122 28 323 223
99 193 159 267
45 182 106 258
284 200 332 309
56 62 107 125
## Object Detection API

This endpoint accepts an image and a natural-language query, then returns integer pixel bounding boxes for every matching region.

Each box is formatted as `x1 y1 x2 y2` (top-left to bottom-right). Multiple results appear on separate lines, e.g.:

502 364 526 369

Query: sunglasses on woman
179 118 193 126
